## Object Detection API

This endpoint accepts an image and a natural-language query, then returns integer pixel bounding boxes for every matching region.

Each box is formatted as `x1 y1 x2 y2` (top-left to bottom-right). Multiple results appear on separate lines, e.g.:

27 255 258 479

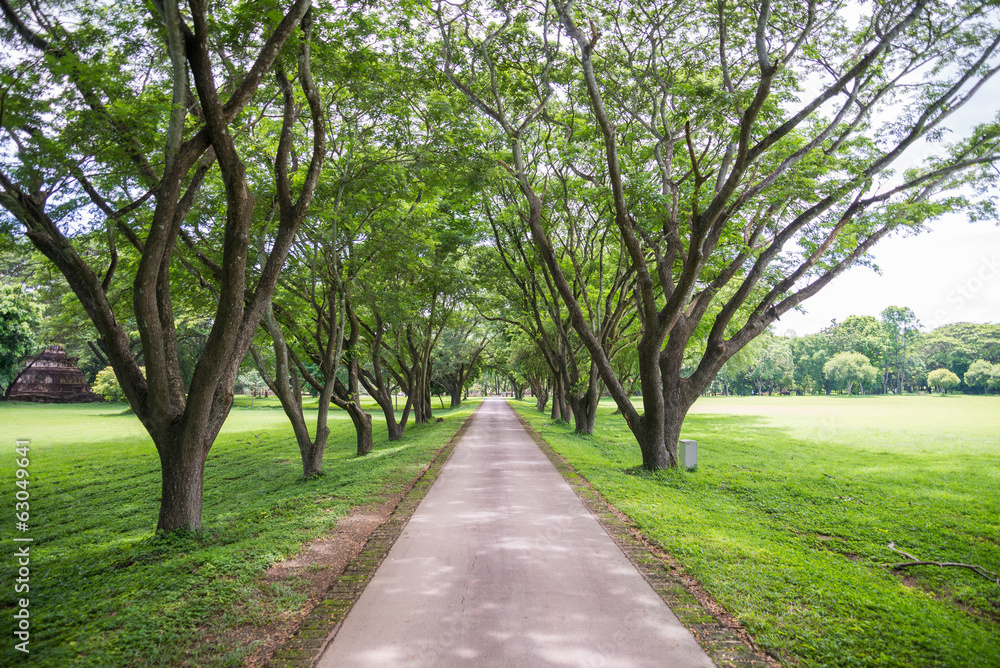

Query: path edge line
508 403 776 668
267 404 481 668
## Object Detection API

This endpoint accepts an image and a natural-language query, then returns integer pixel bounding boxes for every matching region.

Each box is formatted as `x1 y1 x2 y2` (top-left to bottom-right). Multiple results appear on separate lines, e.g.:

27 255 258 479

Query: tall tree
476 165 635 433
0 0 324 530
433 316 490 408
743 333 794 396
823 315 889 391
504 329 554 412
880 306 920 394
355 193 477 429
435 0 1000 468
927 367 960 394
789 333 832 395
918 322 1000 380
963 359 995 395
247 28 440 466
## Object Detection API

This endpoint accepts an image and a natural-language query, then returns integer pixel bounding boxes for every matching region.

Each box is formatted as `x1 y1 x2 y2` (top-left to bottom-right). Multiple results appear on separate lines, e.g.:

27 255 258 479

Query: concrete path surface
316 399 716 667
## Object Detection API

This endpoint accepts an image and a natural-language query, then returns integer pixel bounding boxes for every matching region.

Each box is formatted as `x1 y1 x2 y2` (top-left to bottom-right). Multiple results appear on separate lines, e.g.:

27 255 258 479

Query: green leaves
823 351 878 395
0 283 41 392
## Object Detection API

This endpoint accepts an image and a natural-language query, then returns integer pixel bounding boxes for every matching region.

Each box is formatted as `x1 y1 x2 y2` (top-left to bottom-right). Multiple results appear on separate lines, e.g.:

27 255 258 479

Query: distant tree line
704 308 1000 396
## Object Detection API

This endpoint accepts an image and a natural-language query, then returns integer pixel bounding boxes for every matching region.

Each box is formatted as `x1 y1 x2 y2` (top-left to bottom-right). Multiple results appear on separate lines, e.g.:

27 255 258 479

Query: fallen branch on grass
888 542 1000 590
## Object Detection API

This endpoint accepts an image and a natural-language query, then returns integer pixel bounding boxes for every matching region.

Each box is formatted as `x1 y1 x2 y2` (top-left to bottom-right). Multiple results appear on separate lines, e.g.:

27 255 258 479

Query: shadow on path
311 399 717 667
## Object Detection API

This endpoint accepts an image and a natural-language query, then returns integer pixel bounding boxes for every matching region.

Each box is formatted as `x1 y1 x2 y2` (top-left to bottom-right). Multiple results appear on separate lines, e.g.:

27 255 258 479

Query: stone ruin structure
6 346 102 403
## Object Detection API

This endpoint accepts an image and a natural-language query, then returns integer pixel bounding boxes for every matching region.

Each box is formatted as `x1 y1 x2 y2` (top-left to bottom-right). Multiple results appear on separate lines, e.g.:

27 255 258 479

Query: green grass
0 397 478 667
511 394 1000 668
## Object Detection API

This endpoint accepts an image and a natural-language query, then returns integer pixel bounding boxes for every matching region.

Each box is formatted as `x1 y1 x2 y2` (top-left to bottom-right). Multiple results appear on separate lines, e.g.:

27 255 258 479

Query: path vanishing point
316 399 717 667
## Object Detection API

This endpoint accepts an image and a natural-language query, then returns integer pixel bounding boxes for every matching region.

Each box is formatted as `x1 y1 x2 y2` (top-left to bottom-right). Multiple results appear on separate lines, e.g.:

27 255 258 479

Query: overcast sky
776 214 999 335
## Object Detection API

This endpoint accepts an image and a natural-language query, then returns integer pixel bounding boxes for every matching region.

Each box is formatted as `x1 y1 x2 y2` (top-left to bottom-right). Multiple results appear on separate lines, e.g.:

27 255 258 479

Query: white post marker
679 439 698 470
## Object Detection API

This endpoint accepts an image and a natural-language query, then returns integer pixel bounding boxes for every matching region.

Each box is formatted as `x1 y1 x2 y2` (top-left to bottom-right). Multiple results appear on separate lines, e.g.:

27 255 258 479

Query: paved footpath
317 399 716 667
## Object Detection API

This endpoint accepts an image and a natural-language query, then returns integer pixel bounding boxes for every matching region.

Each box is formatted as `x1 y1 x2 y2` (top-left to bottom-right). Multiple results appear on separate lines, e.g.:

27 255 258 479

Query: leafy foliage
927 367 961 394
824 352 878 395
0 284 40 393
963 359 995 393
712 312 997 396
1 0 326 531
91 365 144 402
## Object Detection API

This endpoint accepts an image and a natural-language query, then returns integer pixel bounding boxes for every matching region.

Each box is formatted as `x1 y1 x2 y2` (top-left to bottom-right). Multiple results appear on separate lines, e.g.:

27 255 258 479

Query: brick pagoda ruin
6 346 102 403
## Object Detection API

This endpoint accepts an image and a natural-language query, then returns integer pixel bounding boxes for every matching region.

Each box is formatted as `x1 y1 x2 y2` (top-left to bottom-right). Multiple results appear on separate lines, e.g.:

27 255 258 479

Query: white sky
776 214 1000 335
776 28 1000 336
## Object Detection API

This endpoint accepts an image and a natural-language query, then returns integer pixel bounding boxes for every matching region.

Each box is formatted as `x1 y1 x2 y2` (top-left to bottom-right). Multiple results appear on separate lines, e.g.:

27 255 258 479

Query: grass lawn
511 394 1000 668
0 397 479 667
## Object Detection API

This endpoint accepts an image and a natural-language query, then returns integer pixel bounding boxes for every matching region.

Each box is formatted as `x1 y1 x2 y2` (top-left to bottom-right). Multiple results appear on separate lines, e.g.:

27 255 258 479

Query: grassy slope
512 395 1000 668
0 398 478 667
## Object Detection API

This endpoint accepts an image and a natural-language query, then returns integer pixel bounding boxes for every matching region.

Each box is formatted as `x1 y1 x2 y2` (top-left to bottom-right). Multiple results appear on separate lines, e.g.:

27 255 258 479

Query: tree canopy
432 0 1000 467
1 0 326 531
823 351 877 395
927 367 961 394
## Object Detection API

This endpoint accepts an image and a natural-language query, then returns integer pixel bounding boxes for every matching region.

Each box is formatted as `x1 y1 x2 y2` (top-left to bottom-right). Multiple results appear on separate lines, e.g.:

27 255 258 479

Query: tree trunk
450 383 462 408
364 379 400 439
568 394 596 435
157 447 206 533
526 374 545 410
414 370 431 423
346 402 374 455
290 403 326 478
402 331 428 424
374 386 408 440
300 374 335 478
624 326 710 470
253 306 330 479
568 361 599 435
661 399 686 467
344 310 373 455
534 385 549 412
381 357 415 439
153 412 229 533
550 373 563 420
550 373 571 423
376 366 413 440
630 333 671 468
633 415 671 470
423 373 434 420
300 425 327 478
